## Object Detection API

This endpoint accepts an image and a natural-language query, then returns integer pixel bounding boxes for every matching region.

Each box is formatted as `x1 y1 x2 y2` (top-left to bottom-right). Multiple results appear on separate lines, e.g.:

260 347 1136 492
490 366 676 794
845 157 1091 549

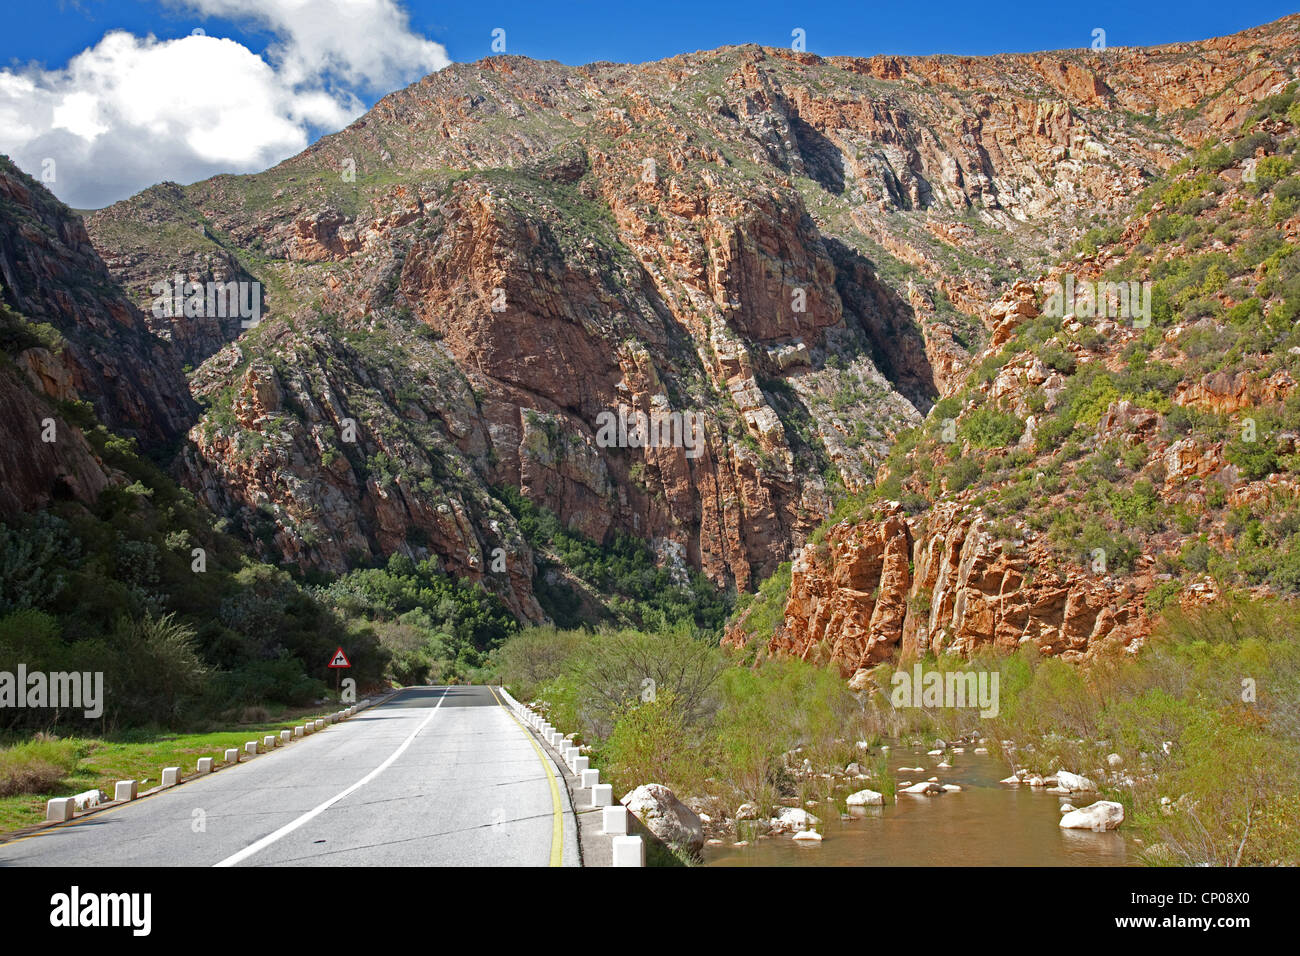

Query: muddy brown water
704 747 1134 867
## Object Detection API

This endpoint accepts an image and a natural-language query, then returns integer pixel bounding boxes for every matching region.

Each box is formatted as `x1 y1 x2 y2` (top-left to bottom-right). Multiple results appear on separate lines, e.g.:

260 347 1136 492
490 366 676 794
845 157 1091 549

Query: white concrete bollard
225 748 239 764
592 783 613 807
294 725 304 738
280 730 292 745
263 735 277 750
161 767 181 787
315 719 325 731
197 757 214 774
46 798 75 822
114 780 138 802
581 769 600 789
611 835 645 867
573 756 589 774
245 741 259 757
601 805 628 835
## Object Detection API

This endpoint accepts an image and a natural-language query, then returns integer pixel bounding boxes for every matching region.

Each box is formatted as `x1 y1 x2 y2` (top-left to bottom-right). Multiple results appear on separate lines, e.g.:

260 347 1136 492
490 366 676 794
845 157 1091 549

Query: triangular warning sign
327 647 351 668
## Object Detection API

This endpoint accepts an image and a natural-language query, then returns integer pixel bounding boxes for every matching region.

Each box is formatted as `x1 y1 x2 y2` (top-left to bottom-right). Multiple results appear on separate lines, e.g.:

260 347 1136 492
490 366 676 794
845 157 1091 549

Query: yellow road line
488 685 563 867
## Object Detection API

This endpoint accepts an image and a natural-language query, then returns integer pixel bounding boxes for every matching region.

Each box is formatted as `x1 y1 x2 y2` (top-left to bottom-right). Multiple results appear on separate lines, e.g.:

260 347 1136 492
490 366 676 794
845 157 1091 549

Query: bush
601 691 701 797
959 407 1025 449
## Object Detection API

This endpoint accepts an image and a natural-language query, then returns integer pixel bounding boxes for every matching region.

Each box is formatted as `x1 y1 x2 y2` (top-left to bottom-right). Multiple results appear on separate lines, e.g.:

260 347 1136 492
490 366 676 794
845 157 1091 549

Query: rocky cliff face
761 498 1152 678
75 16 1300 634
0 156 194 450
0 157 201 518
728 59 1300 667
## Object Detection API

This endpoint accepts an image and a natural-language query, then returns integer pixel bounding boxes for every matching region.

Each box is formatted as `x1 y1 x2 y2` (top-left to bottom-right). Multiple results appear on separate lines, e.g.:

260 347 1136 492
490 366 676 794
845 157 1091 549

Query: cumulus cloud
0 0 448 209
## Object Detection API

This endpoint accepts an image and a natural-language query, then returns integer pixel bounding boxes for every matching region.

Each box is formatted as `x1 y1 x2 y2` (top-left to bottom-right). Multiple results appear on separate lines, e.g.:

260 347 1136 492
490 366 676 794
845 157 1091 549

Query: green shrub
959 407 1025 449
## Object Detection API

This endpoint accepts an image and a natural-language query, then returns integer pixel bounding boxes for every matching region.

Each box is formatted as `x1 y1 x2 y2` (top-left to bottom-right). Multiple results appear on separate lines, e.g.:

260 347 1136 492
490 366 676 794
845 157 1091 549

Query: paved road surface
0 686 579 867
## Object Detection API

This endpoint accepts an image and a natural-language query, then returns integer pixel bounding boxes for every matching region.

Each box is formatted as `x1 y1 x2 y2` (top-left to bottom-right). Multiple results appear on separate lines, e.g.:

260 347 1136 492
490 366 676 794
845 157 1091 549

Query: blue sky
4 0 1295 68
0 0 1295 208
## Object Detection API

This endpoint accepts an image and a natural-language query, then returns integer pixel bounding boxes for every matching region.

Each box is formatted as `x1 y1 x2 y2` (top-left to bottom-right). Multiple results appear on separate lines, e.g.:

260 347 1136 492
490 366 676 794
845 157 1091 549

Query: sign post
327 646 351 694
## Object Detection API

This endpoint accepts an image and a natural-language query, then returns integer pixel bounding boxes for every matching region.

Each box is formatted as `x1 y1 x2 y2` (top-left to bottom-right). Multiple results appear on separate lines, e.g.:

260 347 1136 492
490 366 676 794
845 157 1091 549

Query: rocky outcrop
0 364 110 515
0 157 194 448
743 498 1152 672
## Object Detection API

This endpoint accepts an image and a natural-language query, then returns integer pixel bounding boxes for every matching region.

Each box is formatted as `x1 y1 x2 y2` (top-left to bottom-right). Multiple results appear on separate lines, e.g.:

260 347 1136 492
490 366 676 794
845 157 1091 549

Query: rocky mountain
70 15 1300 644
728 71 1300 673
0 156 195 515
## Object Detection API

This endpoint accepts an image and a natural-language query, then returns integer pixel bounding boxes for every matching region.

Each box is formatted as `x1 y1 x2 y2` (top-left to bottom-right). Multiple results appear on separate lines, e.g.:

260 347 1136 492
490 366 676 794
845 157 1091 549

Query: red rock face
0 363 110 515
733 500 1157 676
1 158 194 451
70 16 1300 630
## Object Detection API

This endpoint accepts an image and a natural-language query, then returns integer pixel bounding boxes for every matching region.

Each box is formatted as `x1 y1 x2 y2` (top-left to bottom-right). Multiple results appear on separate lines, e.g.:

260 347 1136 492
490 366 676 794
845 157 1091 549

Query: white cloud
169 0 450 90
0 1 448 208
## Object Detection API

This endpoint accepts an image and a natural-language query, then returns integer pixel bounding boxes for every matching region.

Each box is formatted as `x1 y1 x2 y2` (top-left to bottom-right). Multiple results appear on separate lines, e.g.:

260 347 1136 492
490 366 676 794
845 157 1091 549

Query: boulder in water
1059 801 1124 831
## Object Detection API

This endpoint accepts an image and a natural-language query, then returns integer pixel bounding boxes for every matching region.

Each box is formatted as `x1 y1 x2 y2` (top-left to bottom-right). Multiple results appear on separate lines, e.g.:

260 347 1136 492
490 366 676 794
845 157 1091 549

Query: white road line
213 688 447 867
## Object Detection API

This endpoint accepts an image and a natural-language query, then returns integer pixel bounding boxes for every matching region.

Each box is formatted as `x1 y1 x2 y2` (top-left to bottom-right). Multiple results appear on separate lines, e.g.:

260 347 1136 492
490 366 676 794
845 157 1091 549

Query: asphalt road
0 686 580 867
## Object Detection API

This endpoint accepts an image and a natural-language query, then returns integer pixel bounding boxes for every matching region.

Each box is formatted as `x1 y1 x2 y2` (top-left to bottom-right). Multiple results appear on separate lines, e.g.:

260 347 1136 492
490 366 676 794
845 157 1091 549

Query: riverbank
491 595 1300 866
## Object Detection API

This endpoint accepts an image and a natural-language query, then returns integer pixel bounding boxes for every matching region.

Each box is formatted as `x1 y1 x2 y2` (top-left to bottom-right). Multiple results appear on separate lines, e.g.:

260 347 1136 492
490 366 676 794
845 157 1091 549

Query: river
704 746 1135 866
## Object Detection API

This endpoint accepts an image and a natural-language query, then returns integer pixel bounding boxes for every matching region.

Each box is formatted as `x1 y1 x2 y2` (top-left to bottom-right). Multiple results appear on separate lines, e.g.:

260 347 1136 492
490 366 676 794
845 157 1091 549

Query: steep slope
82 16 1300 627
727 81 1300 671
0 157 195 453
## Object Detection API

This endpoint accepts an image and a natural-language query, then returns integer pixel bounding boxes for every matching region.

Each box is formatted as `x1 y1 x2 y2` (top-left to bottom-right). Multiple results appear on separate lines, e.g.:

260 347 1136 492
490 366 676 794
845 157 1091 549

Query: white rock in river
927 749 944 756
937 761 953 769
1026 776 1045 788
1059 804 1076 814
942 784 962 792
1057 770 1098 792
901 781 943 795
999 775 1021 785
770 807 820 833
1059 801 1125 831
792 829 823 842
973 747 989 754
846 789 884 806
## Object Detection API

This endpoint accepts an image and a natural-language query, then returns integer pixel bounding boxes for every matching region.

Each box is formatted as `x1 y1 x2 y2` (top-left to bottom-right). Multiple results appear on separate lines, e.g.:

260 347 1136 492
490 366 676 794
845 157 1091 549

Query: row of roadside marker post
496 685 645 867
45 700 372 825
